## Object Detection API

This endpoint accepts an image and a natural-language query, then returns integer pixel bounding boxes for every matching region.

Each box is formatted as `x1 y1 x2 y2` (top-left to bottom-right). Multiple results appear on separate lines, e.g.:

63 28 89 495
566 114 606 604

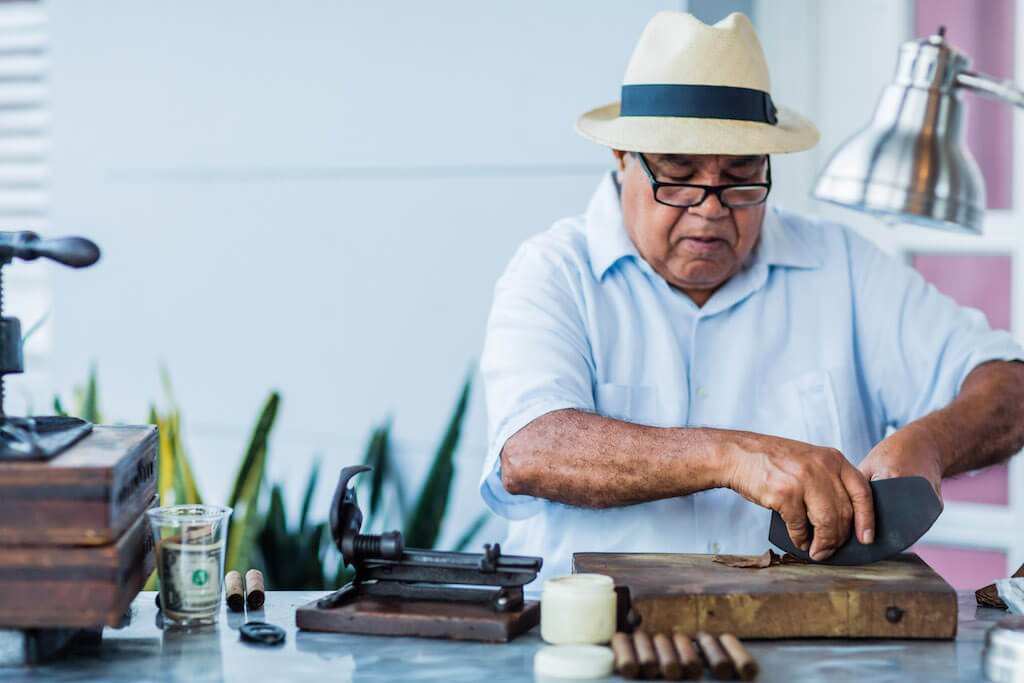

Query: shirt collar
752 204 824 270
585 172 640 280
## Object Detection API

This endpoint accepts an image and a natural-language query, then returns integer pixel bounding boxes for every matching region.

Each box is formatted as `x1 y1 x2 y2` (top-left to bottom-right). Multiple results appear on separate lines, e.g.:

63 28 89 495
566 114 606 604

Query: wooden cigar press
295 465 542 642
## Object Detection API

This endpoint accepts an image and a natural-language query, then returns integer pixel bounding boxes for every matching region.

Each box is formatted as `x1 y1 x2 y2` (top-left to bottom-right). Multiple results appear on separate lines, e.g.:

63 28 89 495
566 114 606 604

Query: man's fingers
805 486 852 561
777 499 811 552
842 465 875 544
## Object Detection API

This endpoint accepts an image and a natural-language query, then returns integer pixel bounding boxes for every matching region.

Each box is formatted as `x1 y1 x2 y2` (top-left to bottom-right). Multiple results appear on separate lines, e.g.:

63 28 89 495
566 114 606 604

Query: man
479 11 1024 583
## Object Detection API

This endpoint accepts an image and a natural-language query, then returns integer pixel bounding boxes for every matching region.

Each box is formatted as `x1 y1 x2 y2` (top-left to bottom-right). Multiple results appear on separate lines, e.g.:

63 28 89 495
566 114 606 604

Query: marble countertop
0 591 1007 681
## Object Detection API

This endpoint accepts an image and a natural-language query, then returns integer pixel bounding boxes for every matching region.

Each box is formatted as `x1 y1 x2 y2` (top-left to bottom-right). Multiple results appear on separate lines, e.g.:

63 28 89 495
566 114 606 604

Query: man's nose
688 190 730 218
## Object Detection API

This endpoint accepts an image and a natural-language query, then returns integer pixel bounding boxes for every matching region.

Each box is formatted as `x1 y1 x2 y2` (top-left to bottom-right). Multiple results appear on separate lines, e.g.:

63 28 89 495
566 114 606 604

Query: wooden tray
573 552 957 639
0 425 157 546
0 497 157 628
296 595 540 642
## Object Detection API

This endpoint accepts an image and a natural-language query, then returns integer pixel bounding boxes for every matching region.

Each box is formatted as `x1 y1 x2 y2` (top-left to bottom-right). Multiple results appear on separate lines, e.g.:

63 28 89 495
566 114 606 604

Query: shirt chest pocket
595 383 662 426
756 369 844 451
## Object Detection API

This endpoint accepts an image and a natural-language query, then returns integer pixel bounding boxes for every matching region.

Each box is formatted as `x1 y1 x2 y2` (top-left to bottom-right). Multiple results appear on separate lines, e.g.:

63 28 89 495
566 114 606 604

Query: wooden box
0 426 157 546
573 552 958 639
0 496 157 628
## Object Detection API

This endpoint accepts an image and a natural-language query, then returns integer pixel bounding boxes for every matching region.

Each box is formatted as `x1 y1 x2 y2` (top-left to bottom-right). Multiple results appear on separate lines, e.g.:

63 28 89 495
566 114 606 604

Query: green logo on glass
192 569 209 586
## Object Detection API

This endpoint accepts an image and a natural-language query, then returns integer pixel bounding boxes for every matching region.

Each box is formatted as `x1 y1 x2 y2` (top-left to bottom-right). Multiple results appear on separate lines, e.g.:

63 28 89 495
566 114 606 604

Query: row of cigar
226 569 265 611
611 631 758 681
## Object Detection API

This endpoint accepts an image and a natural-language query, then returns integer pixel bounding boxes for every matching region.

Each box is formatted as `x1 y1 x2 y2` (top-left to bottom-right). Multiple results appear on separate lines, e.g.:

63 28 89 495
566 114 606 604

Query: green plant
224 391 279 573
58 366 490 590
257 460 328 590
329 373 489 585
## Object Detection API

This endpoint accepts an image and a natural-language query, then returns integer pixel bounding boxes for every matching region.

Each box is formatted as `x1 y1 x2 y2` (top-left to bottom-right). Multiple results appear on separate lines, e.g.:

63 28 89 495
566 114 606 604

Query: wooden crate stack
0 426 158 630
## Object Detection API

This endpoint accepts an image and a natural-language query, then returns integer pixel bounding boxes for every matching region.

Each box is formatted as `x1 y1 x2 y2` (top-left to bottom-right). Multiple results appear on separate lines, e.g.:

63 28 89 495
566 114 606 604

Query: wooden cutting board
0 425 157 545
573 552 957 639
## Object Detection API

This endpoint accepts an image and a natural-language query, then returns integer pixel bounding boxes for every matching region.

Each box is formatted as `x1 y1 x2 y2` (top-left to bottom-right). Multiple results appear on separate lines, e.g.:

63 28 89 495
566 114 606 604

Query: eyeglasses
634 153 772 209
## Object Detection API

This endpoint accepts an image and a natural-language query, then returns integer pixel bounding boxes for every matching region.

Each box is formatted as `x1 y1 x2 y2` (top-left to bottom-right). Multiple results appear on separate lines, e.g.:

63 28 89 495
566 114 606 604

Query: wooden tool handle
672 633 703 680
225 570 244 612
697 632 735 680
245 569 265 610
611 632 639 679
653 633 683 680
632 631 660 679
720 633 759 681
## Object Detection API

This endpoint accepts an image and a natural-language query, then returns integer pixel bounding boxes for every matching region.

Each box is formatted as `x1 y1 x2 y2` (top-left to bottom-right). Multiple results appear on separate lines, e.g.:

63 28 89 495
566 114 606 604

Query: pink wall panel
911 253 1011 331
912 252 1011 505
915 0 1015 209
914 544 1007 590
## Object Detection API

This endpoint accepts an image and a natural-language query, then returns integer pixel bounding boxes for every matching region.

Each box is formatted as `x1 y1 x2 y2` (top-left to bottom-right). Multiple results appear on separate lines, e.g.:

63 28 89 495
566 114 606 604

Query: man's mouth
680 236 727 253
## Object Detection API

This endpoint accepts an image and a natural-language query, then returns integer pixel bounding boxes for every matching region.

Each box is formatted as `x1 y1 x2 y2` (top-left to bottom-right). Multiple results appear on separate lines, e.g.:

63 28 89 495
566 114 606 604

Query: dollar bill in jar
147 506 232 626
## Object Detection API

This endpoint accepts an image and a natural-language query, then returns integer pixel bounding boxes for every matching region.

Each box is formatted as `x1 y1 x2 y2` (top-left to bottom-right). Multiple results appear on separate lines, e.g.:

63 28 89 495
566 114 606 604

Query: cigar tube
697 632 735 680
671 633 703 680
719 633 758 681
225 571 244 612
653 633 683 680
632 631 659 679
245 569 266 610
611 632 640 679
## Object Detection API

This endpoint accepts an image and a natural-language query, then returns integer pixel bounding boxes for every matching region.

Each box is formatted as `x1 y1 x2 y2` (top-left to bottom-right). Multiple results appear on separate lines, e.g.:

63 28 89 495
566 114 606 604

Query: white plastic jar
540 573 617 645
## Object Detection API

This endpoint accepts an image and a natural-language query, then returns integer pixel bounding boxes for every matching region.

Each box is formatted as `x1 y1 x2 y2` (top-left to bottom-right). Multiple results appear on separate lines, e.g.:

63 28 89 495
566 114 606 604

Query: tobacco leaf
976 562 1024 609
713 550 779 568
713 550 813 569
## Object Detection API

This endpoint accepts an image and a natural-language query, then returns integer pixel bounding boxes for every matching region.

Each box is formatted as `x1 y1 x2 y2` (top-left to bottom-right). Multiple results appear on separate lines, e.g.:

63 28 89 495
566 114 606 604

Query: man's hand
722 432 875 561
858 423 945 505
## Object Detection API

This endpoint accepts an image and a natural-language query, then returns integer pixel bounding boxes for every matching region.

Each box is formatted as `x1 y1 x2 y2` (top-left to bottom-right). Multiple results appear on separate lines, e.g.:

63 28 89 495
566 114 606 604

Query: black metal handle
30 236 101 268
0 232 100 268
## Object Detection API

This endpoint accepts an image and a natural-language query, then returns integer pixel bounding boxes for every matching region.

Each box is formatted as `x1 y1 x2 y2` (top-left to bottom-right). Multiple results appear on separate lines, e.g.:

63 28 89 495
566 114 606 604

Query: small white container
540 573 617 645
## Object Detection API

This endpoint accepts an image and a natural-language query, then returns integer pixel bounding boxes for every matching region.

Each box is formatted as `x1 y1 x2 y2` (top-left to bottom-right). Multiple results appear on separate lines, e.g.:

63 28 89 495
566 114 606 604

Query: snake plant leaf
452 512 490 552
76 364 101 424
361 420 391 519
225 391 280 572
298 458 321 534
227 392 279 508
149 405 174 506
20 312 48 352
171 412 202 504
403 374 471 549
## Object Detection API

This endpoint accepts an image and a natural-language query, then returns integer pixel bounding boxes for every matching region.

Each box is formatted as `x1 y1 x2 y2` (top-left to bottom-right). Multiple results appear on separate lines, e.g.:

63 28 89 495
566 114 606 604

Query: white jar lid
542 573 615 598
534 645 614 679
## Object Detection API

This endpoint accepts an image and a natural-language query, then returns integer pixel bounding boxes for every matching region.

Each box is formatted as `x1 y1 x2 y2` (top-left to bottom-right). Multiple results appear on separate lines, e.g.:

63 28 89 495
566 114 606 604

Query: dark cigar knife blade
768 475 942 565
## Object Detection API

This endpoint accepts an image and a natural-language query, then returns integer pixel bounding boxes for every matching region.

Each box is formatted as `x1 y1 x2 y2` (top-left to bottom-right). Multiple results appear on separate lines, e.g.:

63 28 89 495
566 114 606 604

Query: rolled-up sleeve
479 235 596 520
848 230 1024 430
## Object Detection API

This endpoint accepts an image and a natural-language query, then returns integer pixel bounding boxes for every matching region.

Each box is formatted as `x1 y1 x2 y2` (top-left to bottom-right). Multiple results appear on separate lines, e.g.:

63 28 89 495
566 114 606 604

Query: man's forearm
500 408 730 508
914 360 1024 477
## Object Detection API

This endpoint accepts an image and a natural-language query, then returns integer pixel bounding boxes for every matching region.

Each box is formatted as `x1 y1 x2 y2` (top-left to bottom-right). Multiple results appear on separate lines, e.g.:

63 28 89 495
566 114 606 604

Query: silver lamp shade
813 30 987 233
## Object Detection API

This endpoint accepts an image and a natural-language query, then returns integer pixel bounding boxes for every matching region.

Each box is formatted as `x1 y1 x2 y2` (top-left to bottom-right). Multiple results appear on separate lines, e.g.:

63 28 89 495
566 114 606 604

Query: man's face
615 151 768 307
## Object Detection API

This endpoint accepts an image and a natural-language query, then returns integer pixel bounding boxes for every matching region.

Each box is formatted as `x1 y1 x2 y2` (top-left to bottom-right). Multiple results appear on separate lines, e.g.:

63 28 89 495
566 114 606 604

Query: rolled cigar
697 632 735 680
632 631 659 679
245 569 265 610
611 632 640 679
225 570 244 612
671 633 703 679
653 633 683 680
720 633 758 681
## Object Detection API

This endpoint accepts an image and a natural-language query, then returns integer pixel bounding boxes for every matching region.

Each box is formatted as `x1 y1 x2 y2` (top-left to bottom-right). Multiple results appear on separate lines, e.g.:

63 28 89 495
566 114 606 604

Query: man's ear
612 149 628 173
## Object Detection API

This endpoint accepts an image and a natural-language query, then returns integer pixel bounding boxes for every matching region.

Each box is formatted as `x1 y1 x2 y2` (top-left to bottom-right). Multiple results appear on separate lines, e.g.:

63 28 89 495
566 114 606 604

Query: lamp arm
956 70 1024 109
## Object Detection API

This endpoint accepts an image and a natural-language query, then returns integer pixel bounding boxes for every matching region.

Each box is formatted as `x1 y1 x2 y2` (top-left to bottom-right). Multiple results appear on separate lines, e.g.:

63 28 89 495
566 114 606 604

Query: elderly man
479 11 1024 583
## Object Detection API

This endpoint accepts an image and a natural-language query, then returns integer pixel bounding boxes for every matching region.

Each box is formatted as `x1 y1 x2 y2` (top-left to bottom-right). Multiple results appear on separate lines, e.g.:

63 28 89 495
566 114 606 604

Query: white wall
28 0 675 544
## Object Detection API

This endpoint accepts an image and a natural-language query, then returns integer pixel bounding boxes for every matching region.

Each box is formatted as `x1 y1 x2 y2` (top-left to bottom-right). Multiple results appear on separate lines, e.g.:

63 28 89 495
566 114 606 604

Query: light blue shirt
479 171 1024 584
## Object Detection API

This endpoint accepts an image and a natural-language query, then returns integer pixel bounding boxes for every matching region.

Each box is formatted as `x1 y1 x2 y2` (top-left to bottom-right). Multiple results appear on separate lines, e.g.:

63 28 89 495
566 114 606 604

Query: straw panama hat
575 11 819 155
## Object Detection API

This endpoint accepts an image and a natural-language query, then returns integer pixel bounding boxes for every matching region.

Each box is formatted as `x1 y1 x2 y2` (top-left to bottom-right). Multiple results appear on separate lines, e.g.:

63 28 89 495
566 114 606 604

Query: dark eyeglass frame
634 152 772 209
